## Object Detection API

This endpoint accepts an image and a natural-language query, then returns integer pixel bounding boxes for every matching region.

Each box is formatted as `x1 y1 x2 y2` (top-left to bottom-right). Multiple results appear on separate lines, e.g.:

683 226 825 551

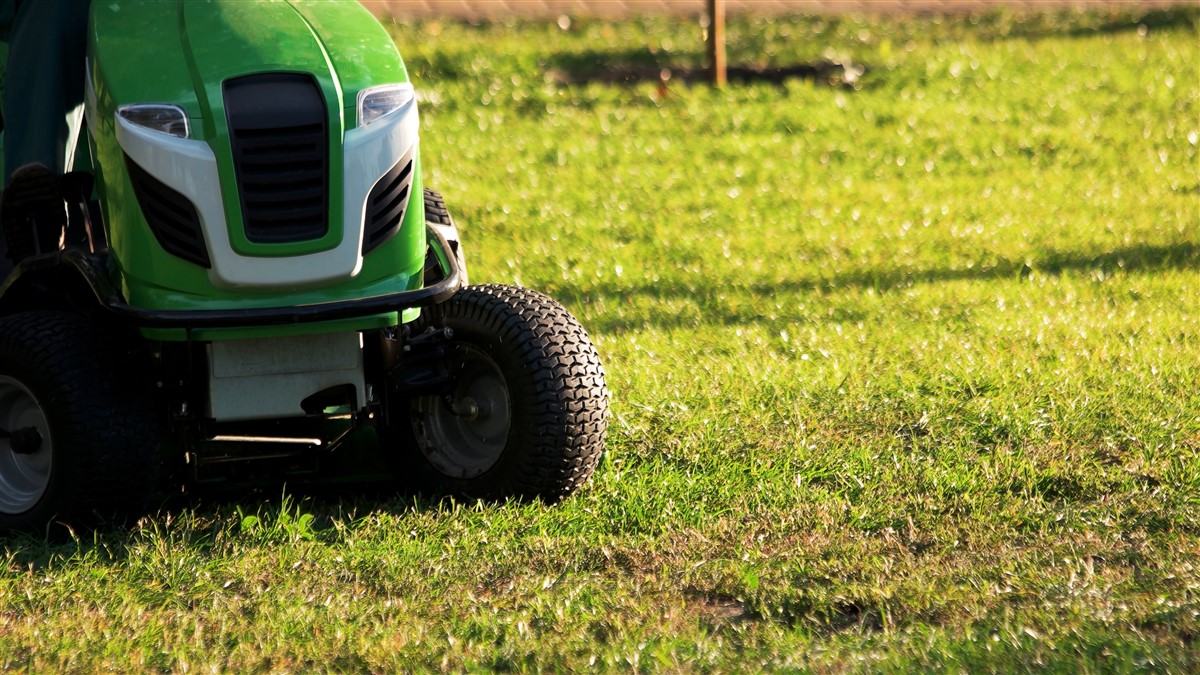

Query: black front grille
224 73 329 244
362 154 414 255
125 154 210 268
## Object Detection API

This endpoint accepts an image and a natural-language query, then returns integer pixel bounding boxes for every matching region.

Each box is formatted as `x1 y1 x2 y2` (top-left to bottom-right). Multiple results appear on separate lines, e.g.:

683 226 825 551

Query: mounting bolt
451 397 479 420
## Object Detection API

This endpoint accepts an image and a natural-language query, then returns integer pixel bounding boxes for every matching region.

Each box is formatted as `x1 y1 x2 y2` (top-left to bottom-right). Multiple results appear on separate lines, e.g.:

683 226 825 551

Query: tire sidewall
0 335 83 531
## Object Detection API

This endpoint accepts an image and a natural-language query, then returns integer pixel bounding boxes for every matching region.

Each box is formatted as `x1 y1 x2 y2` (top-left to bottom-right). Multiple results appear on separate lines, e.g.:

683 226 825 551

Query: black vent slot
224 73 329 244
362 156 414 255
124 154 210 268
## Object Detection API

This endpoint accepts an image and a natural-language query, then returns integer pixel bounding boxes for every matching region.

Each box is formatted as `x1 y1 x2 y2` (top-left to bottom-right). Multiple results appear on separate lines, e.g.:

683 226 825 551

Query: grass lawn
2 5 1199 671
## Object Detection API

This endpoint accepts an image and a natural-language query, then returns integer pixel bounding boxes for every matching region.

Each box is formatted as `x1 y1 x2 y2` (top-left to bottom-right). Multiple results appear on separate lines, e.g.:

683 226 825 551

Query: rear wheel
0 311 159 532
383 285 608 502
0 376 53 515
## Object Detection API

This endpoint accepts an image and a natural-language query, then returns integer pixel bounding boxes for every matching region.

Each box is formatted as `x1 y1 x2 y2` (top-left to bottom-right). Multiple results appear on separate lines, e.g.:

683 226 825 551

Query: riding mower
0 0 608 531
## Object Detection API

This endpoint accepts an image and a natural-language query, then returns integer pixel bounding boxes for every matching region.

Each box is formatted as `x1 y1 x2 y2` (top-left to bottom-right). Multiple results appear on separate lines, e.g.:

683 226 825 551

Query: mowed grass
3 7 1199 671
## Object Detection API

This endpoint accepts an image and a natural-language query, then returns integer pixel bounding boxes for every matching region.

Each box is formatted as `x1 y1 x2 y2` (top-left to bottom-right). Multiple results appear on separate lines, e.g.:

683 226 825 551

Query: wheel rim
413 344 512 479
0 376 52 515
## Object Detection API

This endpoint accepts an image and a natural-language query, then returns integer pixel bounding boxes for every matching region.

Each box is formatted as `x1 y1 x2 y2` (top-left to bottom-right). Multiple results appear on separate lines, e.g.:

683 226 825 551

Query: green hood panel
181 1 342 143
286 0 411 111
182 1 332 82
91 0 407 135
89 3 199 123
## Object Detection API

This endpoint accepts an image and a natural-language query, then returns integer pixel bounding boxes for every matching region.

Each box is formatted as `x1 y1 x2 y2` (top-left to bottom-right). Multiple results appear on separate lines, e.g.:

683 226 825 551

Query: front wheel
382 285 608 502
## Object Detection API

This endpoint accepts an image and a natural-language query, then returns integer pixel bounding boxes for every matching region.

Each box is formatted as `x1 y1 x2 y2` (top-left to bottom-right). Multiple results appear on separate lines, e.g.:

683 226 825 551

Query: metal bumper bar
3 228 463 329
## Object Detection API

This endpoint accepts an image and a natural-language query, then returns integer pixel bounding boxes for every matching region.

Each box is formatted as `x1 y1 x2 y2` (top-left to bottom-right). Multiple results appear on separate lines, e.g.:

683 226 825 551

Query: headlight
357 83 415 128
117 104 190 138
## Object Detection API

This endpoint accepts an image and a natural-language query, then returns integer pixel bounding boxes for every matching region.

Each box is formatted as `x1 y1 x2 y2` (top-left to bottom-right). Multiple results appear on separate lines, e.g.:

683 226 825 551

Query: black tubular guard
0 227 464 329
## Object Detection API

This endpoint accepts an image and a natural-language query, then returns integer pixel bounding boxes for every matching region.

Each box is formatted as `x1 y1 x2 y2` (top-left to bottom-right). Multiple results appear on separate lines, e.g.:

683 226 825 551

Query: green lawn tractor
0 0 608 531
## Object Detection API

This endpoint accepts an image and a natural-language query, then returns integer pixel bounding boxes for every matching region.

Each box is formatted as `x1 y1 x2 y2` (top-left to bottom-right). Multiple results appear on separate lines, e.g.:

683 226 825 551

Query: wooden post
707 0 726 87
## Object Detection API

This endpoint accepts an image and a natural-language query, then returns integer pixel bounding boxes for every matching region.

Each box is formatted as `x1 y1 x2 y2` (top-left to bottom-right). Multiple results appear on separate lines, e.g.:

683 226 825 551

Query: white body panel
207 332 366 422
113 97 418 290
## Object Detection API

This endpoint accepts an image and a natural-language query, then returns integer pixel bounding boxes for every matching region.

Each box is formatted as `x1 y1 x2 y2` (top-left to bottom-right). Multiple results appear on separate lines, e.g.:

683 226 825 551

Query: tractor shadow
0 485 443 572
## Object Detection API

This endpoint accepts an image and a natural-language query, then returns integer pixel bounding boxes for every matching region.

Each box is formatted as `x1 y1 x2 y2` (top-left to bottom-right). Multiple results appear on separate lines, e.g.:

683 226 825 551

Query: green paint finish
85 0 428 323
84 72 215 314
285 0 410 117
88 2 203 129
123 250 424 311
87 1 212 310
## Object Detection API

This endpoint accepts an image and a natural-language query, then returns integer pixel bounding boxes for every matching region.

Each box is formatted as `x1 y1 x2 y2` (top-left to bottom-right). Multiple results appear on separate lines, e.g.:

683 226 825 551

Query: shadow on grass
563 241 1200 333
1000 6 1200 42
0 485 440 571
544 47 861 87
1083 7 1197 34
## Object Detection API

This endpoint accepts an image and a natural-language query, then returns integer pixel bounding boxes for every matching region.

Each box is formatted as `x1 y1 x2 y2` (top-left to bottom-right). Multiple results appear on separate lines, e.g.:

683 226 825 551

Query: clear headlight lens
118 104 190 139
357 83 415 128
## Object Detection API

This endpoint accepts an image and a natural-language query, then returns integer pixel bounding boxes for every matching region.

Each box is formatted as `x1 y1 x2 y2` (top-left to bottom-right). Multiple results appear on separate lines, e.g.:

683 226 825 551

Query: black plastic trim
362 152 414 255
224 72 329 244
124 154 211 268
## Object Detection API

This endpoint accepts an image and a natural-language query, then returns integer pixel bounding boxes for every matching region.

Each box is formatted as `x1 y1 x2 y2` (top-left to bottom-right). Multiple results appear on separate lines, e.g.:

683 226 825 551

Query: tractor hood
88 0 409 139
85 0 425 309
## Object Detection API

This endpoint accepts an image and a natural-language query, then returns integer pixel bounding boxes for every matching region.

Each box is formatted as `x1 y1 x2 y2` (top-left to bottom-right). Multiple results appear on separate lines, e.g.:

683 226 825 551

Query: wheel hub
413 344 511 479
0 376 52 515
451 397 481 420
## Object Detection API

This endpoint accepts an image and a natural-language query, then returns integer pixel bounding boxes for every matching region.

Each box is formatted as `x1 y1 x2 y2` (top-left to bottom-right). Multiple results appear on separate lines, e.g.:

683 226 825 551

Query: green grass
3 6 1200 671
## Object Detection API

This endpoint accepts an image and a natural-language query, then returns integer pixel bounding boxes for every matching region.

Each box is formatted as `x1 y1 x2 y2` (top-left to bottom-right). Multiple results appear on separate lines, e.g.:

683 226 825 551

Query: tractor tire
0 311 159 532
383 285 608 502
